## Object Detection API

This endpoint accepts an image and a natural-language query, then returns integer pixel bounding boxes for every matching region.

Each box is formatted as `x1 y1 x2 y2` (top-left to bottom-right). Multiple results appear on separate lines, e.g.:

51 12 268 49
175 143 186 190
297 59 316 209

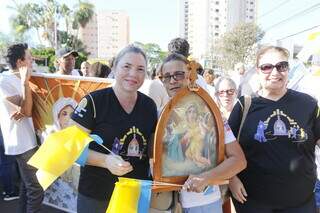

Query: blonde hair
256 46 289 67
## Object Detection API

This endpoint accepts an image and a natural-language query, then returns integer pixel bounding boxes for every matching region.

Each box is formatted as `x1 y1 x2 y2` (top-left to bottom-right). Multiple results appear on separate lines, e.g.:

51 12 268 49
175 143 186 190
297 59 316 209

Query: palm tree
9 1 44 44
73 1 94 28
72 0 94 49
59 4 72 36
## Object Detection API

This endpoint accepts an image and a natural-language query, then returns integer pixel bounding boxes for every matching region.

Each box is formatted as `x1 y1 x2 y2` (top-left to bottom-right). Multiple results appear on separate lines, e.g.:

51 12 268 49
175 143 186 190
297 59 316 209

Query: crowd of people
0 36 319 213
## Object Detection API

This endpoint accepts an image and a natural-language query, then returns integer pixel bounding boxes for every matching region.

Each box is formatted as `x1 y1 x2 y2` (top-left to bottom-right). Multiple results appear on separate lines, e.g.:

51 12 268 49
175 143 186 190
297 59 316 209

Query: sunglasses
258 61 289 74
217 89 236 96
159 71 185 83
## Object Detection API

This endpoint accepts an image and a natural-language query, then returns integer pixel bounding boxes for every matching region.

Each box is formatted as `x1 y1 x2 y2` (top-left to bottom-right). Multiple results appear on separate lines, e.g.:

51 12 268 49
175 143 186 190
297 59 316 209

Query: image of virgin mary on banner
29 73 113 213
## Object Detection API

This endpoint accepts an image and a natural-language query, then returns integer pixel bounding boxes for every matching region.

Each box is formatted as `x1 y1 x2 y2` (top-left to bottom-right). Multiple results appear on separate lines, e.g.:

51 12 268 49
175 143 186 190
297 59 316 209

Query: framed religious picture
152 61 225 192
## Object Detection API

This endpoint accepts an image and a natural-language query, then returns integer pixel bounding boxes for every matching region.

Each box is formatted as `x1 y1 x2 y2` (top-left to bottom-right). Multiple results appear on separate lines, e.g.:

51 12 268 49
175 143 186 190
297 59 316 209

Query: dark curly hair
6 43 28 69
157 53 188 76
168 38 190 57
91 62 111 78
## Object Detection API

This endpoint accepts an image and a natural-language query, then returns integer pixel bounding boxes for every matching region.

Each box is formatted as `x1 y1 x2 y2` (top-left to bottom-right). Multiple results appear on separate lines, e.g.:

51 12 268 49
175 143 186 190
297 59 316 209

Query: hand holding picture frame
153 61 225 192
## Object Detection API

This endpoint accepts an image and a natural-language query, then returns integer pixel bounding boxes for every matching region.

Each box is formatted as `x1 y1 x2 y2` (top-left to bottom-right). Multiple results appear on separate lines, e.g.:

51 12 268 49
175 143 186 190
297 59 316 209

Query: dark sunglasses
217 89 236 96
159 71 185 83
258 61 289 74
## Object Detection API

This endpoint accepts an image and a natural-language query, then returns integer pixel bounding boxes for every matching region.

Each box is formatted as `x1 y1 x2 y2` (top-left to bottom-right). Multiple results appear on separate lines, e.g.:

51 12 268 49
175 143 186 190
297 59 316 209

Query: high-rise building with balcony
79 10 130 59
178 0 257 65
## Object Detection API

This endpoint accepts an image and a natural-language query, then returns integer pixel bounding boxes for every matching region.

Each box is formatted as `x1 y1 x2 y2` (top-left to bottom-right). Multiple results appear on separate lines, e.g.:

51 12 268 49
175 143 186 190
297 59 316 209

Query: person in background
167 37 209 94
215 77 238 119
55 47 81 76
203 68 215 86
231 62 246 90
107 57 116 78
297 54 320 213
139 65 170 111
89 62 111 78
0 126 19 201
168 38 190 57
150 67 157 80
0 43 44 212
196 63 204 76
158 53 246 213
71 45 158 213
228 46 320 213
81 61 91 77
203 68 216 98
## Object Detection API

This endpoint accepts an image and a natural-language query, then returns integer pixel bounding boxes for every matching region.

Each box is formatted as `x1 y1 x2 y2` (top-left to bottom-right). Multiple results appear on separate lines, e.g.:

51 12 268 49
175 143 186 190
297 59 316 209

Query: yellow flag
106 178 152 213
28 125 92 190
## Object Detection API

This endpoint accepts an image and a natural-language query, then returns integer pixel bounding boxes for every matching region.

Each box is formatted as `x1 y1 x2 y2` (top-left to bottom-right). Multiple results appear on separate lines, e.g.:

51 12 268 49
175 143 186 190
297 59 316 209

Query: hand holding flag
27 125 93 190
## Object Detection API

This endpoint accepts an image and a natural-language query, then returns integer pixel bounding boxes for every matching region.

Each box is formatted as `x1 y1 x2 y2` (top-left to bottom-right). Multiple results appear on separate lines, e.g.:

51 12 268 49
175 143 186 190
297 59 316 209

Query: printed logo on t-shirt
224 121 231 131
111 126 147 159
254 109 308 143
74 98 87 118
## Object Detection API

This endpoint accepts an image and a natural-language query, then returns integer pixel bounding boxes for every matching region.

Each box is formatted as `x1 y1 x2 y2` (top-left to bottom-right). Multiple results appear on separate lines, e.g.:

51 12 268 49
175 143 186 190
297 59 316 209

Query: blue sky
1 0 320 49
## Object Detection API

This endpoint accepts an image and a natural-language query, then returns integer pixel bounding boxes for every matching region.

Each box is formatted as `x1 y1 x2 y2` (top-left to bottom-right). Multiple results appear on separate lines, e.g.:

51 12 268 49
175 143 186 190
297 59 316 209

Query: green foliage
0 33 12 58
214 22 265 70
57 30 90 68
73 1 95 28
30 46 88 72
133 42 167 72
31 47 56 72
9 0 95 49
75 51 88 69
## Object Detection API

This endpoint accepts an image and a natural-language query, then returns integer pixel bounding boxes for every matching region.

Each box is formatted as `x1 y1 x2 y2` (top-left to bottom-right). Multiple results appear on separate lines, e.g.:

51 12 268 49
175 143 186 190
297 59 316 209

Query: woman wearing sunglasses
228 46 320 212
215 77 238 119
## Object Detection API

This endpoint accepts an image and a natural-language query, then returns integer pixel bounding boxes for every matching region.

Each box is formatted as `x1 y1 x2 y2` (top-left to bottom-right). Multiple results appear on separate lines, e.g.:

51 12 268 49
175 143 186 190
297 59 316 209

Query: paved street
0 192 65 213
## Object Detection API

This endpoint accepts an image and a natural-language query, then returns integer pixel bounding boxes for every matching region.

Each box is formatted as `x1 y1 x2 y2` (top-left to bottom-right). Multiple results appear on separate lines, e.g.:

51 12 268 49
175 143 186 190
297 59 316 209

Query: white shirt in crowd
0 71 37 155
139 79 169 110
71 69 81 76
180 121 236 208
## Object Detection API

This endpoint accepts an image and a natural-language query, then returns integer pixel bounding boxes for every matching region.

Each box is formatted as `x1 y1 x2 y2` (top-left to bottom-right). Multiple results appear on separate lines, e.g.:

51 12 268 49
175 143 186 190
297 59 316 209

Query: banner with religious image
29 73 113 212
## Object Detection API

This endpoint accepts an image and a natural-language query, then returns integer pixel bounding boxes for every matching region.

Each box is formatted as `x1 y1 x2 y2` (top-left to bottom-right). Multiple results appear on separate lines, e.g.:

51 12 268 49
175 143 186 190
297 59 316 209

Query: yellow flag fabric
308 32 320 41
297 31 320 62
106 178 152 213
28 125 92 190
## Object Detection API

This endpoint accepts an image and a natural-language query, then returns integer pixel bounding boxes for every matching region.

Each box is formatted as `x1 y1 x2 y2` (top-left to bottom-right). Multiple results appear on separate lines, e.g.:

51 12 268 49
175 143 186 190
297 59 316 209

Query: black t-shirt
71 87 158 200
228 89 320 208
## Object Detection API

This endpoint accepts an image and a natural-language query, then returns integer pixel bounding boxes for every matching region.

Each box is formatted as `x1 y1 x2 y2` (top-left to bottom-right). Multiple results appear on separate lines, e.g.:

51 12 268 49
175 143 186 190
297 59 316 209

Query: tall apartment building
178 0 257 65
79 10 130 59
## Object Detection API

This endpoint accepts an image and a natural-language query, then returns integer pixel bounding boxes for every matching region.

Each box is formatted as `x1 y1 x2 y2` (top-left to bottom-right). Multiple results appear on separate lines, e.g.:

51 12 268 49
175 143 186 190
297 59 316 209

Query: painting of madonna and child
162 93 218 177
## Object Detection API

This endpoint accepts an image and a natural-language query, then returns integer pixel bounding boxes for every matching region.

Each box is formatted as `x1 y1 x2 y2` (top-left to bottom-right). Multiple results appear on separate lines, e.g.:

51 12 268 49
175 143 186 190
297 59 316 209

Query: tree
73 1 94 28
31 47 56 72
133 42 167 72
214 22 264 71
9 0 59 46
71 1 94 49
0 33 13 60
31 44 89 73
9 0 95 49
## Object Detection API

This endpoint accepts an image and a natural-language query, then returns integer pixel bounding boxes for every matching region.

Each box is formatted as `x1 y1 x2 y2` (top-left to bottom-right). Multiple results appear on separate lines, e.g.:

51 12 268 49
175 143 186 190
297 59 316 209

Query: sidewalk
0 197 65 213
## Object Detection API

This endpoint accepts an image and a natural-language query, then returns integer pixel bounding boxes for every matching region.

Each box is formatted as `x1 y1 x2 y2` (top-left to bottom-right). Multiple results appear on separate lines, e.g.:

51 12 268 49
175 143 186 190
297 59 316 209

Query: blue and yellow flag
28 125 92 190
107 178 152 213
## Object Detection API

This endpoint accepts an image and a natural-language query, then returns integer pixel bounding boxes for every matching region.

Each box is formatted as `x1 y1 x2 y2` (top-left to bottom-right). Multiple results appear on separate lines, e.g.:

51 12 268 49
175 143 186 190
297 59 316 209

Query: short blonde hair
256 46 289 67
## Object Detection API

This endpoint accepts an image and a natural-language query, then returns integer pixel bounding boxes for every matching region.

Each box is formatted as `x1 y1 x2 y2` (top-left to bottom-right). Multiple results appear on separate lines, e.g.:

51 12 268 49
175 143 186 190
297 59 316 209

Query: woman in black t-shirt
228 46 320 212
71 45 158 213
